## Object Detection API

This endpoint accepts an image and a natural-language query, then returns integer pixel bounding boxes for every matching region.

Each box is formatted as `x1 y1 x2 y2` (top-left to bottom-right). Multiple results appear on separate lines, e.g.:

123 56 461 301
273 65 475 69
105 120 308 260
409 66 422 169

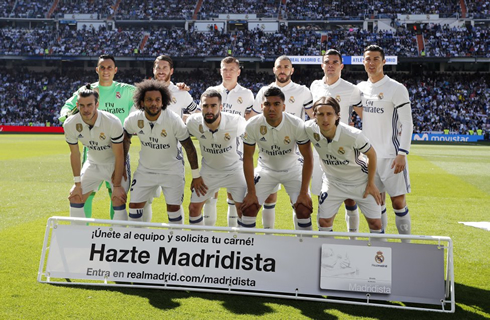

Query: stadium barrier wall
0 125 63 133
412 133 484 142
38 217 455 313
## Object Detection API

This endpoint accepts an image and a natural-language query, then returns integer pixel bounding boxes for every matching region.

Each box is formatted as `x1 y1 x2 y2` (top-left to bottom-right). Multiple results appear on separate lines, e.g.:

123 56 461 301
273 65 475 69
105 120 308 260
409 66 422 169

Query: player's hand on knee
294 193 313 212
364 182 381 205
241 194 260 214
191 177 208 197
111 186 127 204
68 184 83 203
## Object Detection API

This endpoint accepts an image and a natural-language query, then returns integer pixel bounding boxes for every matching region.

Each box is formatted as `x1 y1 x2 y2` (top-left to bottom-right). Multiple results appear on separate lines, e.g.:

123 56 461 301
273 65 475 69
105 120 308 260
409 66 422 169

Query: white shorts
190 170 246 203
80 161 130 194
250 165 306 205
129 169 185 205
311 149 324 196
318 180 380 220
375 158 411 197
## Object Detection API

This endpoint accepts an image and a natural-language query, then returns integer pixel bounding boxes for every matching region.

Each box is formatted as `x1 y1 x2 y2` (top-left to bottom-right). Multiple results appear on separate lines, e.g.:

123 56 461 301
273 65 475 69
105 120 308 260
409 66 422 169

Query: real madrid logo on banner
314 133 320 141
116 92 121 99
161 129 167 137
260 126 267 135
171 96 177 104
138 120 144 129
237 97 243 104
199 124 204 134
375 251 385 264
99 132 106 140
289 96 295 104
76 123 83 132
378 93 384 100
335 95 341 102
224 133 231 141
338 147 345 155
284 136 291 144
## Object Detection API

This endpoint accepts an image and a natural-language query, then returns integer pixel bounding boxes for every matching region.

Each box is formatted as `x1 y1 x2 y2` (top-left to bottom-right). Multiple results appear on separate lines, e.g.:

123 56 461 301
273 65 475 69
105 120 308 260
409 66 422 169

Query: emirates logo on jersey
116 92 121 99
76 123 83 132
284 136 291 144
335 95 341 102
237 97 243 104
289 96 295 104
171 96 177 104
161 129 167 137
224 133 231 141
260 126 267 135
100 132 106 140
378 93 384 100
138 120 144 129
338 147 345 155
313 133 320 141
199 124 204 134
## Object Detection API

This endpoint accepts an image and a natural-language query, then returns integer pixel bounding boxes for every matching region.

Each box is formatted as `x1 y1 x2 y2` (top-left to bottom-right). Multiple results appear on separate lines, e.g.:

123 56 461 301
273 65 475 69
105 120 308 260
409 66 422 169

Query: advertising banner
43 223 446 306
412 133 484 142
288 56 398 65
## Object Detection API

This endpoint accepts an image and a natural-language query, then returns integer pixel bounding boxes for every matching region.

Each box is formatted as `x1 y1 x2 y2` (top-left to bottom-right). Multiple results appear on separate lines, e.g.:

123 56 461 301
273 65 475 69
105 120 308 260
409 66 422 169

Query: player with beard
248 56 314 229
123 80 205 225
186 89 247 226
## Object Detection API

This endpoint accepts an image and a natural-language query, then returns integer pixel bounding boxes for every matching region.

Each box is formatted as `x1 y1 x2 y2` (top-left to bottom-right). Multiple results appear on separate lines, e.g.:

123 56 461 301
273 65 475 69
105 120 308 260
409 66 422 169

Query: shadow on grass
50 282 488 319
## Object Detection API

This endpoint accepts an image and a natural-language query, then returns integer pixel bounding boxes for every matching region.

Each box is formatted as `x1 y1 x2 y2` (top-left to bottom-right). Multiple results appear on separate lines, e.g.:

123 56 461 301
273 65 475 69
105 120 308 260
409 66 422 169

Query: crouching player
186 89 247 226
304 97 382 234
63 85 129 224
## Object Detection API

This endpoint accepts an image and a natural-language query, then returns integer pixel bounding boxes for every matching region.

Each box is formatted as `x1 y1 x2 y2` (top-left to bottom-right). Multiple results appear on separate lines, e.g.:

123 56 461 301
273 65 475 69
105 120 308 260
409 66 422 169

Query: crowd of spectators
1 67 488 136
52 0 115 19
115 0 196 20
199 0 279 19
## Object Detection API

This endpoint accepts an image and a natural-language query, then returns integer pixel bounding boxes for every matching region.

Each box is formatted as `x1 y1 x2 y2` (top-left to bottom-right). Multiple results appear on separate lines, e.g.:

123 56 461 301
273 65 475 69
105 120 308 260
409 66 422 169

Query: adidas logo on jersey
260 137 267 141
139 130 144 134
200 135 206 139
315 143 321 148
78 134 84 138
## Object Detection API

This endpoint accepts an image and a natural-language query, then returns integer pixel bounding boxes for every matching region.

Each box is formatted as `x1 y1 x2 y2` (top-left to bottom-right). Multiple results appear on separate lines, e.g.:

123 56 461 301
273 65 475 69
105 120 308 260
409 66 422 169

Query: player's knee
188 203 203 217
167 204 181 213
344 198 357 207
112 198 125 207
390 195 406 210
242 204 259 217
295 204 312 219
318 218 334 228
265 193 277 203
367 218 382 230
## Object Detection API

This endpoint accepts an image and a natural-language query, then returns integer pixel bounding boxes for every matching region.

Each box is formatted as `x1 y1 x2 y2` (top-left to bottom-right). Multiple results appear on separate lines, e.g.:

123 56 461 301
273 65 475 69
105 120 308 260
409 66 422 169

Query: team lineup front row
62 45 413 237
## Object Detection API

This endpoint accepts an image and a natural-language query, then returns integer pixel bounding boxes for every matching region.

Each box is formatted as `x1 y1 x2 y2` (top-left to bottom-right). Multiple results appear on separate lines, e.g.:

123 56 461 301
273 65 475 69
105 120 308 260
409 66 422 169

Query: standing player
202 57 255 227
310 49 363 233
63 85 129 224
248 55 314 228
356 45 413 238
304 97 382 233
123 80 205 225
187 89 247 226
153 55 198 119
59 54 135 220
241 87 313 230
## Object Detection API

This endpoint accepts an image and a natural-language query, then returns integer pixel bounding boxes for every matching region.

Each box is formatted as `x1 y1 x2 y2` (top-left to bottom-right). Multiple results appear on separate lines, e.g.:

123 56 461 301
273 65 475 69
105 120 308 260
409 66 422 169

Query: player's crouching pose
123 80 205 225
304 97 382 233
63 85 129 224
241 87 314 230
186 89 247 226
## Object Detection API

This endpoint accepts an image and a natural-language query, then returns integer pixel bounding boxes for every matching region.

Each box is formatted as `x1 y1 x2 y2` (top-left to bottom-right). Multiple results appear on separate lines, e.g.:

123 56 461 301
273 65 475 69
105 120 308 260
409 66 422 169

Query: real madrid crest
224 133 231 141
289 96 295 104
335 95 341 102
161 129 167 137
171 96 177 104
138 120 144 129
260 126 267 135
338 147 345 155
116 92 121 99
378 93 384 100
375 251 385 264
76 123 83 132
99 132 106 140
284 136 291 144
237 97 243 104
199 124 204 134
313 133 320 141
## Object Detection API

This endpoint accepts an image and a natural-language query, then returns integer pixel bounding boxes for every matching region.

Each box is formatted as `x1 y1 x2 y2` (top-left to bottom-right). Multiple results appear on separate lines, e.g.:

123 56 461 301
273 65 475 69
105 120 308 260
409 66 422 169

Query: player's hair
78 83 99 104
323 49 343 64
133 79 171 111
275 55 292 65
364 45 385 60
201 89 222 104
154 55 174 69
98 54 116 65
313 96 341 126
263 86 285 102
221 56 240 68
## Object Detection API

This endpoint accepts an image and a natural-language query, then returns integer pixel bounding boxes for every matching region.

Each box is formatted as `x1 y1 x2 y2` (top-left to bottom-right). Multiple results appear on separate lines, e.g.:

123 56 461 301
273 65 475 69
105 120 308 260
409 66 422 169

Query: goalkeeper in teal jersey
59 54 136 219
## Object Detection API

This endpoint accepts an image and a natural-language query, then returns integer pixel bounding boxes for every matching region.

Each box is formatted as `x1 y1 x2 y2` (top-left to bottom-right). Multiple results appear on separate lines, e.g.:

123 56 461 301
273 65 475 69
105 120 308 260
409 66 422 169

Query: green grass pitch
1 134 489 319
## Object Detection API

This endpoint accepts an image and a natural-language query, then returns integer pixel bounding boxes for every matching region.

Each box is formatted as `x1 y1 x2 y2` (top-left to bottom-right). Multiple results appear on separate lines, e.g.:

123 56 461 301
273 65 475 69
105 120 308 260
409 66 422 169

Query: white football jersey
166 82 197 117
123 109 189 174
310 77 361 125
206 83 254 117
305 121 372 185
253 81 313 120
357 76 413 158
64 110 123 165
187 112 247 174
243 112 309 172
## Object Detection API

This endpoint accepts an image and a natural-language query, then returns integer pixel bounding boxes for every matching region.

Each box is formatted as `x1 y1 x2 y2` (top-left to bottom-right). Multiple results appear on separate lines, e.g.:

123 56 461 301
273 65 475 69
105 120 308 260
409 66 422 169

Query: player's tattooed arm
181 137 207 195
